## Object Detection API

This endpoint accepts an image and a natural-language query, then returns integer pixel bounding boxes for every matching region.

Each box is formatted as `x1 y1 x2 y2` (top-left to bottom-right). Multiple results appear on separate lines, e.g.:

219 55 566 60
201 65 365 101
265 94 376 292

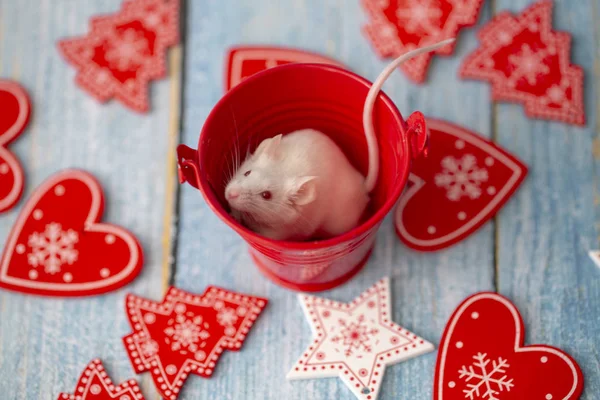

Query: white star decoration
287 277 434 399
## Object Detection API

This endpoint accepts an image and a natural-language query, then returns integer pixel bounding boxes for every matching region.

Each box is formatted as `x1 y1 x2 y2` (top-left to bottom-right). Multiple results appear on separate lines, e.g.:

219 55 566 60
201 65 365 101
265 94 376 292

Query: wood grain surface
0 0 597 399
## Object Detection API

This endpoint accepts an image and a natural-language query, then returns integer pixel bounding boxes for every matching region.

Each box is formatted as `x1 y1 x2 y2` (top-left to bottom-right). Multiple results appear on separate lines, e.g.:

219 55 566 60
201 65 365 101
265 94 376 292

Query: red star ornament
57 0 179 113
0 169 143 297
287 277 434 400
123 286 268 400
460 0 585 126
0 80 30 214
58 359 145 400
434 292 584 399
361 0 485 83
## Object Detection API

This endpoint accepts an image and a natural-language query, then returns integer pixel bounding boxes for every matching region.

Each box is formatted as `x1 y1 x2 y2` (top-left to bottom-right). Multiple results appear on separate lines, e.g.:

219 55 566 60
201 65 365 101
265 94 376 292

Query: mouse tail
362 37 456 193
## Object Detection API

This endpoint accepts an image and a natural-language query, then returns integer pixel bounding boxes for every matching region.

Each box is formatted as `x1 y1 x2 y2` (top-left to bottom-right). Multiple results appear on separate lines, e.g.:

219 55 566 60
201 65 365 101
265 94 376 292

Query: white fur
224 38 456 241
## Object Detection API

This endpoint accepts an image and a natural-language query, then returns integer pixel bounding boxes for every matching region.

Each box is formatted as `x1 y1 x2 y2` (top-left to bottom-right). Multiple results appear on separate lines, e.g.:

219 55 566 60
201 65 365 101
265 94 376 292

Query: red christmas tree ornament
460 0 585 125
287 277 434 399
123 286 268 400
58 359 145 400
394 119 527 252
434 292 584 399
0 169 143 297
361 0 485 83
224 46 345 91
0 80 30 214
57 0 179 113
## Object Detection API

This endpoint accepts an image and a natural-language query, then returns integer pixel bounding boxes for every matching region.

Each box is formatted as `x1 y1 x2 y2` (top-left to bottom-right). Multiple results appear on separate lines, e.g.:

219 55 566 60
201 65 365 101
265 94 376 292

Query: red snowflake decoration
460 0 585 125
57 0 179 113
58 359 145 400
122 286 268 400
361 0 485 83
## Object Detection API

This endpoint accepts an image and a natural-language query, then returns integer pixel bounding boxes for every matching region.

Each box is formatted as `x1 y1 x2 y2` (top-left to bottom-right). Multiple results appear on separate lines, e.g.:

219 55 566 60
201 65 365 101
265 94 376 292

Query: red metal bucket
177 63 427 292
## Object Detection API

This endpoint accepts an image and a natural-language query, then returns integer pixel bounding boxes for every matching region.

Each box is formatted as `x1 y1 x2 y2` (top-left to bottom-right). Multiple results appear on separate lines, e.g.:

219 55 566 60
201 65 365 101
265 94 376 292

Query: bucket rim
195 62 412 250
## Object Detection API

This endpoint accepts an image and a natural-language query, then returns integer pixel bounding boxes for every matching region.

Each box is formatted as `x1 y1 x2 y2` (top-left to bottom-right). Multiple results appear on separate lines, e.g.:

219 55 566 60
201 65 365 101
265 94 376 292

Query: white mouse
225 38 455 241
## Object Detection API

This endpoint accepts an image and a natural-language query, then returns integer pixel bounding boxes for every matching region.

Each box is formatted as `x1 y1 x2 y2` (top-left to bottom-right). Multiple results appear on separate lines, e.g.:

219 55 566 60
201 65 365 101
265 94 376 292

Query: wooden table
0 0 598 398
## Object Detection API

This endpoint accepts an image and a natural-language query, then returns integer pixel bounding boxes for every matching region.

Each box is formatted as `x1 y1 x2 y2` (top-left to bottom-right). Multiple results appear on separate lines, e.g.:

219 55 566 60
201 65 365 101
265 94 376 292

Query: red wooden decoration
361 0 485 83
57 0 179 112
0 169 143 297
434 292 584 400
123 286 268 399
460 0 585 125
0 80 30 213
58 359 145 400
394 119 527 251
224 46 345 91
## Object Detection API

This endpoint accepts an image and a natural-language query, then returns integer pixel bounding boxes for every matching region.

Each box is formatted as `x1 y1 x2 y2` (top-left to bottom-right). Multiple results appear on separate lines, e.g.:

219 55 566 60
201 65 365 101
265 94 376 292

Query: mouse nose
226 188 240 200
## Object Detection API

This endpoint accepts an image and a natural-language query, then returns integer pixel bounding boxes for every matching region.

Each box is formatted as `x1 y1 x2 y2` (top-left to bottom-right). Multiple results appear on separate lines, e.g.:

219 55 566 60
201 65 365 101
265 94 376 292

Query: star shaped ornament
287 277 434 399
123 286 267 400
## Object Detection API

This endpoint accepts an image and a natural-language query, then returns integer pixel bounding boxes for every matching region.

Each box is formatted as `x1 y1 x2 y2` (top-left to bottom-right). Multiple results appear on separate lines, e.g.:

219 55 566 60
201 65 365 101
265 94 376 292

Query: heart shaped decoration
0 80 30 214
434 292 583 400
224 46 345 91
0 169 143 297
394 119 527 251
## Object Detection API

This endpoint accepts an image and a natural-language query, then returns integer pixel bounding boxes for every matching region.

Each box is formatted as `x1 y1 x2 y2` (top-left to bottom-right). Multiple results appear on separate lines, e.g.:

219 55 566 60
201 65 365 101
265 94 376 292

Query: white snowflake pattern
104 28 150 71
164 305 210 354
140 339 159 357
435 154 488 201
507 44 550 87
331 314 379 357
396 0 443 35
27 222 79 275
459 353 514 400
216 307 239 327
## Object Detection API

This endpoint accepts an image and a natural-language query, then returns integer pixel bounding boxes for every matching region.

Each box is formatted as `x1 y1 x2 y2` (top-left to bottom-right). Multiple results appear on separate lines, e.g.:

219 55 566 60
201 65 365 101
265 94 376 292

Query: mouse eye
261 191 272 200
244 170 251 177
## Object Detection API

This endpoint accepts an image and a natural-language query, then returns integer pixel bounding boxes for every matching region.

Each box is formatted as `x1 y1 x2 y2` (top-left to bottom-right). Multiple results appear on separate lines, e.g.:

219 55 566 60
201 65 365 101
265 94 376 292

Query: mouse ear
254 134 282 158
290 176 317 206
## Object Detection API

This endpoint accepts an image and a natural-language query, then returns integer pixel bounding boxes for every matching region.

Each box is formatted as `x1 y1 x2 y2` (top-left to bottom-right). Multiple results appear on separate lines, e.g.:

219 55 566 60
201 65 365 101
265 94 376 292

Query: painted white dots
546 395 553 400
456 341 464 349
541 356 548 363
54 185 66 196
458 212 467 221
0 164 9 174
455 140 465 149
487 186 497 195
448 381 456 388
166 365 177 375
63 272 73 283
471 312 479 319
485 157 495 166
105 234 116 244
29 270 38 280
16 244 25 254
427 226 436 234
100 268 110 278
90 384 101 394
33 209 43 220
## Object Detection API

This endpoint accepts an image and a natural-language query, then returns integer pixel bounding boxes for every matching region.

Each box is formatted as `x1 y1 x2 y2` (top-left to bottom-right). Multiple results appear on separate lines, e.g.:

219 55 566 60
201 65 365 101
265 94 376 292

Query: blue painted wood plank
175 0 495 399
0 0 176 398
493 0 600 399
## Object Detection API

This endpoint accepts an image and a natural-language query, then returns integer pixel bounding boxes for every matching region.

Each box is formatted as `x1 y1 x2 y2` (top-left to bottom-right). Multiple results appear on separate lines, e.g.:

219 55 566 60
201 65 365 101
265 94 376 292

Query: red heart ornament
460 0 585 126
394 119 527 251
0 169 143 297
434 292 584 400
224 46 345 91
123 286 268 400
58 359 145 400
57 0 179 113
0 80 30 214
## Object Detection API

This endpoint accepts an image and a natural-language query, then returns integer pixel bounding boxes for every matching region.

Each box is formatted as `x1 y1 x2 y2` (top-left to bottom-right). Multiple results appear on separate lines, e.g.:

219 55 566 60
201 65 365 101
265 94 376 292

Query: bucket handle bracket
177 144 201 189
406 111 429 160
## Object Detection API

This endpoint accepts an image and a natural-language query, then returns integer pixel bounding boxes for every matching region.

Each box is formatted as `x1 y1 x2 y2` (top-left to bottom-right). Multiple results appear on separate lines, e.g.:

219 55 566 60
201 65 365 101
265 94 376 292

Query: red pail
177 63 427 292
